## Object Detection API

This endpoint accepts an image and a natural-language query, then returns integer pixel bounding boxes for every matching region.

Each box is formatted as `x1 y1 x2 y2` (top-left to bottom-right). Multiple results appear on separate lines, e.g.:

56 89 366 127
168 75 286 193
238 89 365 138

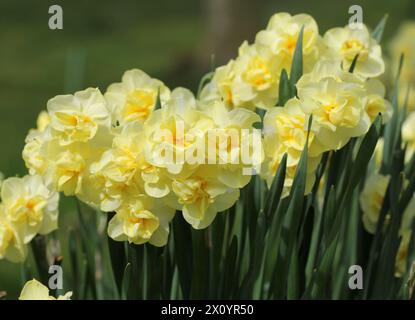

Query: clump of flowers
3 10 415 302
18 13 394 248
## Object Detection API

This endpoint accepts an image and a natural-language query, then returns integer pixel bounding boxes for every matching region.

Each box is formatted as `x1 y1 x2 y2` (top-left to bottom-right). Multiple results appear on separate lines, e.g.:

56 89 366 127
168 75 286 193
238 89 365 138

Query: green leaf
372 14 388 43
221 236 238 298
323 186 337 238
277 69 292 106
264 153 287 223
173 213 193 299
290 26 304 91
154 88 162 110
348 54 359 73
349 116 381 188
327 116 381 244
106 213 127 298
146 245 164 299
269 116 311 298
190 230 209 299
121 263 132 300
287 238 300 299
305 235 339 299
197 71 214 98
30 235 49 285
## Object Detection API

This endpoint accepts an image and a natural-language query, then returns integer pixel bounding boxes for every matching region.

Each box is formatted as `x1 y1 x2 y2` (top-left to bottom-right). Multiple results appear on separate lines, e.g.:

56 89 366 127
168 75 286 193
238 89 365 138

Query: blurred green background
0 0 414 299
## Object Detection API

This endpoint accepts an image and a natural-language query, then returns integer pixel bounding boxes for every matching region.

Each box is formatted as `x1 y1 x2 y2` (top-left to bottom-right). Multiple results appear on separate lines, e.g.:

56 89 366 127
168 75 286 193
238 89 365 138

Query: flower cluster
0 174 59 263
18 12 392 253
201 14 385 111
22 69 260 248
240 14 391 193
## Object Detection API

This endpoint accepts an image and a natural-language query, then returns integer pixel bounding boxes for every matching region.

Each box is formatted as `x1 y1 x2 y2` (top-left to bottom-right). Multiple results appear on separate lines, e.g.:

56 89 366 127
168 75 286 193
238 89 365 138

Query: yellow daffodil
25 122 113 197
255 12 321 73
261 97 321 194
201 43 280 110
19 279 72 300
144 88 214 174
168 165 240 229
22 111 52 175
87 122 170 211
201 99 262 188
105 69 171 127
263 98 323 164
200 60 236 108
297 60 371 152
107 195 175 246
365 78 393 123
1 175 59 242
22 129 49 176
202 13 322 111
47 88 110 145
0 210 27 263
360 173 390 234
322 23 385 78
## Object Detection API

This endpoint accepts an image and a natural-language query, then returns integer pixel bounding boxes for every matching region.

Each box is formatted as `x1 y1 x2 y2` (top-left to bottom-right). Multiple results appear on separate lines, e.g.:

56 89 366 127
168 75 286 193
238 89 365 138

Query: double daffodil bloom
105 69 171 127
1 175 59 243
322 23 385 78
255 12 321 73
107 195 174 246
47 88 110 145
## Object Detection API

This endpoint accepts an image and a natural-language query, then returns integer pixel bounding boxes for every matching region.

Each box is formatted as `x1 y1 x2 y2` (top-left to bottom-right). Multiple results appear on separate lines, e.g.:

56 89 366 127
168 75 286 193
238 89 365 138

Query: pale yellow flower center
243 57 272 89
54 111 97 143
8 196 46 227
341 39 368 61
173 178 212 205
123 209 159 240
224 87 234 106
124 90 155 122
277 115 307 144
322 102 338 120
283 36 297 55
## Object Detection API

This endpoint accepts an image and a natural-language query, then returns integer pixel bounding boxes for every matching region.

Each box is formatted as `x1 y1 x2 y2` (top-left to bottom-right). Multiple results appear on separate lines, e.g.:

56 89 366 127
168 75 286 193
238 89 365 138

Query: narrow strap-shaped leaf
269 116 311 298
348 54 359 73
221 236 238 298
154 87 162 110
264 153 287 223
190 230 209 299
172 213 193 299
30 235 50 285
372 14 388 43
106 213 127 298
196 71 214 98
277 69 292 106
290 26 304 92
121 263 131 300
